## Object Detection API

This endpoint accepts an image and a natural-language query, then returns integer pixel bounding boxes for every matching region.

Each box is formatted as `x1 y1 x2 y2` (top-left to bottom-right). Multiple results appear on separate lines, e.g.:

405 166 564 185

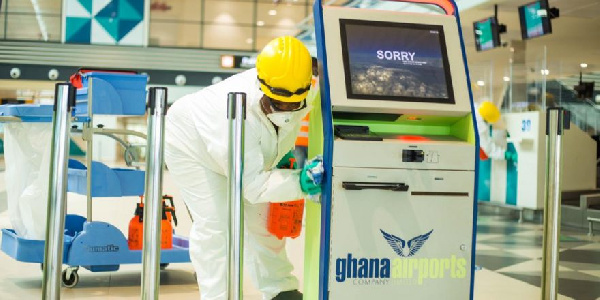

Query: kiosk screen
340 19 454 104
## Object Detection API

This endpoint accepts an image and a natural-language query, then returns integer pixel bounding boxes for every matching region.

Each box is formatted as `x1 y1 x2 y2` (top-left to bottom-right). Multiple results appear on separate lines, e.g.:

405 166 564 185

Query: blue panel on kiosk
452 4 480 300
0 104 54 122
313 1 336 299
74 72 147 117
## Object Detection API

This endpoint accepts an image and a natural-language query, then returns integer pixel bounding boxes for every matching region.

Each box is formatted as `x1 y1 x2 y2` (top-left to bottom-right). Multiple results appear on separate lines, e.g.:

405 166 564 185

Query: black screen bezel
339 19 455 105
473 16 501 52
518 0 553 40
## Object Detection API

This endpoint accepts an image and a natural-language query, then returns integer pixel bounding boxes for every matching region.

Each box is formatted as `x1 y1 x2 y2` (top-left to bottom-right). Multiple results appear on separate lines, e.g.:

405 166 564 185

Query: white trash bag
4 122 53 240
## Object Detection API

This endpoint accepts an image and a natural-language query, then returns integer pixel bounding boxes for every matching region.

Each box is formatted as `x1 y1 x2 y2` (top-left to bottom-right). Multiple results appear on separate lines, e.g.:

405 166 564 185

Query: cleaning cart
0 71 191 287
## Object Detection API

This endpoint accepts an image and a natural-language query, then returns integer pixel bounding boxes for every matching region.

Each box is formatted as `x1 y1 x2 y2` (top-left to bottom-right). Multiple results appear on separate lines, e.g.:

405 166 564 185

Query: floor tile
496 259 574 273
477 224 526 235
500 271 600 300
504 248 543 259
560 249 600 264
578 270 600 279
475 250 532 271
474 268 573 300
475 243 503 251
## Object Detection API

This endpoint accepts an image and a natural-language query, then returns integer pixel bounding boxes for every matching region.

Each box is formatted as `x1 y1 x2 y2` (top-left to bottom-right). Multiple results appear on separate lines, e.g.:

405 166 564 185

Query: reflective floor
0 169 598 299
476 213 600 300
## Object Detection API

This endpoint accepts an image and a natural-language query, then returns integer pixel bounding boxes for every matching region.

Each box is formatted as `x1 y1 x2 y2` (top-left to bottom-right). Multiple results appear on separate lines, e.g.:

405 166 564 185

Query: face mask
267 111 295 127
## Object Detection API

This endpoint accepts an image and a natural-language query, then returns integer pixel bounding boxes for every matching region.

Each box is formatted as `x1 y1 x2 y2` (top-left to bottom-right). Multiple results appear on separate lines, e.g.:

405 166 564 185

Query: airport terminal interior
1 0 600 299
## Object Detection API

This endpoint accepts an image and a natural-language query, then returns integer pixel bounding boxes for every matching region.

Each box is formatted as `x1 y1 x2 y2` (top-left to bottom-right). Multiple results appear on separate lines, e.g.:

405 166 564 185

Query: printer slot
342 181 409 192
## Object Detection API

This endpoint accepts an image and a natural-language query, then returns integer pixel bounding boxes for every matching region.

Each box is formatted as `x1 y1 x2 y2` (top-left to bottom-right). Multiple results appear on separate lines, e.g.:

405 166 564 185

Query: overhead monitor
518 0 552 39
473 17 501 51
322 6 471 116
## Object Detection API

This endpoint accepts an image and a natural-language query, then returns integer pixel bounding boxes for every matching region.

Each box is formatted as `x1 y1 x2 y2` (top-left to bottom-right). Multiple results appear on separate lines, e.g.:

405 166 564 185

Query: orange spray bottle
267 157 305 240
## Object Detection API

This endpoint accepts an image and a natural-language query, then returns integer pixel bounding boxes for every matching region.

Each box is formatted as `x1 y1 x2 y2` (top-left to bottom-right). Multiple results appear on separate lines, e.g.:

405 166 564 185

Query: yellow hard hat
479 101 501 124
256 36 312 103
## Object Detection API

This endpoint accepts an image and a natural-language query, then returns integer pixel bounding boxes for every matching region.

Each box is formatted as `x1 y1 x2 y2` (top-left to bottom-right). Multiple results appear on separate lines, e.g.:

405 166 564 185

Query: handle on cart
163 195 178 227
379 0 455 15
342 182 409 192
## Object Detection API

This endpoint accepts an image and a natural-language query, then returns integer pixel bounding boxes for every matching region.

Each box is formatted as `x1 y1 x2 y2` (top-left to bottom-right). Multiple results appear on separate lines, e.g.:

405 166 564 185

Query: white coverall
164 69 310 300
474 104 507 160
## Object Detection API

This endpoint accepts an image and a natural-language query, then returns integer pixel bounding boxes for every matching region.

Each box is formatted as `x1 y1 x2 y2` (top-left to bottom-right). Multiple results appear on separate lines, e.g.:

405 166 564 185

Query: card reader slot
342 181 409 192
411 192 469 197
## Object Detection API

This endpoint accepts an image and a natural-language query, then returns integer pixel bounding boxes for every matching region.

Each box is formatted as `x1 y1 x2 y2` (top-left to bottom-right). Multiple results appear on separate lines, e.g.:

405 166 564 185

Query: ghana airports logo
381 229 433 257
335 229 467 286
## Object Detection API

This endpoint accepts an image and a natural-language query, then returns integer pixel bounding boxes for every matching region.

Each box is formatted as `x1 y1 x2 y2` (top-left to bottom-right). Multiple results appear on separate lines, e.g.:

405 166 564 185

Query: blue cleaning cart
0 72 191 287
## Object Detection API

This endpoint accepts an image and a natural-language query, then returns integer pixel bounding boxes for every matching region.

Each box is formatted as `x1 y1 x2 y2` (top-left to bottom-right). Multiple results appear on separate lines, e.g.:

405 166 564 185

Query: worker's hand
277 151 297 169
300 156 324 196
504 149 518 163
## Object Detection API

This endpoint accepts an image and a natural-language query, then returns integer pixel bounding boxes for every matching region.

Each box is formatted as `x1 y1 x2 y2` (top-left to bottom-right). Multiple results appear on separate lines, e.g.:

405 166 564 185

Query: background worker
476 100 518 162
164 36 322 300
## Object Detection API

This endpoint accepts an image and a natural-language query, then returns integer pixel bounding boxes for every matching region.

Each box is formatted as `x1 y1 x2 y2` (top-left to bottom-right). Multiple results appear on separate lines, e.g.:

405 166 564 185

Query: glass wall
0 0 313 51
149 0 311 51
1 0 62 42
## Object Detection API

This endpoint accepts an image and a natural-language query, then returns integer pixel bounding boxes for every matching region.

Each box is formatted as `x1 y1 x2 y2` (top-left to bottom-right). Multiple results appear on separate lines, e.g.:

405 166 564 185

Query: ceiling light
246 38 253 44
476 80 485 87
220 55 235 68
503 76 510 82
257 20 265 26
581 63 588 69
541 69 549 76
268 9 277 16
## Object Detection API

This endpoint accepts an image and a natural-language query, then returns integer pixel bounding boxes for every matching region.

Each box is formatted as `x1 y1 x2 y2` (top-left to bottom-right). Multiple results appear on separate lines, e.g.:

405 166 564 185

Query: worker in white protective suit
164 36 322 300
475 101 517 162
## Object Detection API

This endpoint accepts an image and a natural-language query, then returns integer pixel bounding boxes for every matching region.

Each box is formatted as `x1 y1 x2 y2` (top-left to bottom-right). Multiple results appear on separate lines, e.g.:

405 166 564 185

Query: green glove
277 151 297 169
300 159 323 195
504 150 518 163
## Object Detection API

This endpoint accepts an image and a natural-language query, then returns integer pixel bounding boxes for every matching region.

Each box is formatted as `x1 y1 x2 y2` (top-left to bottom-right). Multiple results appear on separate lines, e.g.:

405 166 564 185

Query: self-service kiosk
304 1 479 299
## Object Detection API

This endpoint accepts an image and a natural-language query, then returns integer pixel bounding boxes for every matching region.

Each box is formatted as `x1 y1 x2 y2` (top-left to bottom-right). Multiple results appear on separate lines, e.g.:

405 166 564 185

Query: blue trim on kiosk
313 1 335 299
314 1 479 299
452 2 480 300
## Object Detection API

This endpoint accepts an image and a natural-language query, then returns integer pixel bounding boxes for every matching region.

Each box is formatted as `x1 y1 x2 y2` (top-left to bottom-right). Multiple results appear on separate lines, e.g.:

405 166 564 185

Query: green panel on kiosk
304 93 324 300
333 114 474 142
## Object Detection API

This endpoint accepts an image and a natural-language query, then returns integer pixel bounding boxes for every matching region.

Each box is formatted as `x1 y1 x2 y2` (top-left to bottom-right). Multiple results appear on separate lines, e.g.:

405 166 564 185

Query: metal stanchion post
42 83 76 300
227 92 246 300
541 107 570 300
141 87 168 300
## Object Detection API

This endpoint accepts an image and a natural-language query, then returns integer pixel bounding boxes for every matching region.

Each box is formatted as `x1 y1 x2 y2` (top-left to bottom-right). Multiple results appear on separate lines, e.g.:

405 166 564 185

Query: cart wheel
61 269 79 288
160 263 169 270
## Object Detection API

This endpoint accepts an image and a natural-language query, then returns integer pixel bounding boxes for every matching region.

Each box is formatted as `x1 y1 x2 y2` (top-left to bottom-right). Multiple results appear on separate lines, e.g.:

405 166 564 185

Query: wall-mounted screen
473 17 501 51
340 19 455 104
519 0 552 39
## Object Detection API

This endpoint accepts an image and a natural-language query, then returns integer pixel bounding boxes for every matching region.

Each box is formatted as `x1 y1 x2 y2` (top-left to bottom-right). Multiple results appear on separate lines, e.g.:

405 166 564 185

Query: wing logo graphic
380 229 434 257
